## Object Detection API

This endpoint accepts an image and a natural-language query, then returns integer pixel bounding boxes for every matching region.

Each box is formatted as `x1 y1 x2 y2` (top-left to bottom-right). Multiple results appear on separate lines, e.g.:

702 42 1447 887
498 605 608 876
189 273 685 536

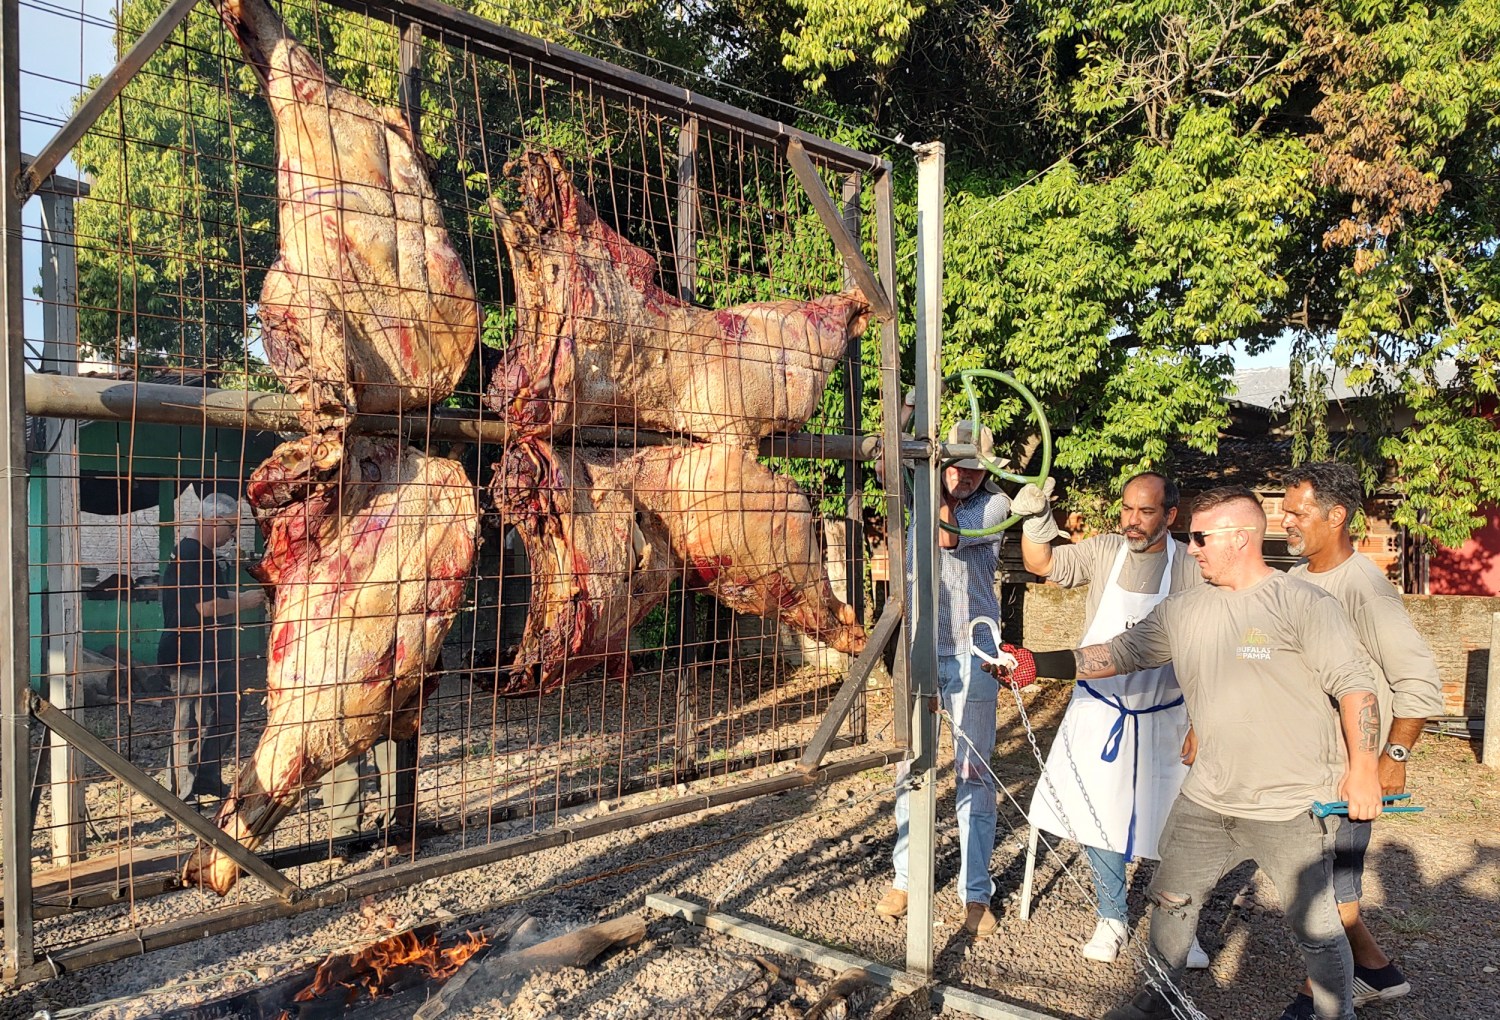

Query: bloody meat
184 435 478 895
485 150 869 443
215 0 478 432
491 440 864 696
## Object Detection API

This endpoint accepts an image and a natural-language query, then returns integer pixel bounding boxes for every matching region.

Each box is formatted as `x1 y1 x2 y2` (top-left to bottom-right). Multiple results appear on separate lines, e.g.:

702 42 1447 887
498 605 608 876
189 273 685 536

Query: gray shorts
1332 818 1370 903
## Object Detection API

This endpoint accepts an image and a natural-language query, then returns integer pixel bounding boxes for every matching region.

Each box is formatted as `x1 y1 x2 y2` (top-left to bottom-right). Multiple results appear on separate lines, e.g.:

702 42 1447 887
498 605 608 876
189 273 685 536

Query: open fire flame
283 928 489 1009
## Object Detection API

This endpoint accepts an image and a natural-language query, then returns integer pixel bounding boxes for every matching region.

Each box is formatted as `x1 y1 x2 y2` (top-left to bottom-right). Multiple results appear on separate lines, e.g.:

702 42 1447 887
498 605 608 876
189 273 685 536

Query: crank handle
968 617 1016 673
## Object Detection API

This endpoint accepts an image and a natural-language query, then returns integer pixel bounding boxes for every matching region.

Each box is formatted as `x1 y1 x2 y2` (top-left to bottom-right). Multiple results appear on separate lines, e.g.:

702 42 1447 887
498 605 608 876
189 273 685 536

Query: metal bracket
785 139 895 320
27 691 302 903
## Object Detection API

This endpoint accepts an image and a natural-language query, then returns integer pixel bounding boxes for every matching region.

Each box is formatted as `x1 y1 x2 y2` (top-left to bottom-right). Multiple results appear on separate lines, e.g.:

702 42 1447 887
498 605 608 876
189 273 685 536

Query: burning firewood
485 150 869 444
213 0 478 434
184 436 479 895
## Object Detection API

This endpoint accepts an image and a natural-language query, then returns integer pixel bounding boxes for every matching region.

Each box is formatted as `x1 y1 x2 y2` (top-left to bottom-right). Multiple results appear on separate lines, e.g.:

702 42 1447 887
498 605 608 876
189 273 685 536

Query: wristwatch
1382 742 1411 762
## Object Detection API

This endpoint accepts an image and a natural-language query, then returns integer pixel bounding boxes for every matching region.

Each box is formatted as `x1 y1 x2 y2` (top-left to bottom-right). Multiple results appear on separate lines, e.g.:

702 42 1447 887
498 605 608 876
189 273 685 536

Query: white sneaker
1186 937 1211 970
1081 918 1129 962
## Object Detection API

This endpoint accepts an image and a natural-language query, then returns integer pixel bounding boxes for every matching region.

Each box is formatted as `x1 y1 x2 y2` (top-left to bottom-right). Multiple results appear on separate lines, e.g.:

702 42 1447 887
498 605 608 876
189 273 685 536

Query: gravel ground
5 684 1497 1020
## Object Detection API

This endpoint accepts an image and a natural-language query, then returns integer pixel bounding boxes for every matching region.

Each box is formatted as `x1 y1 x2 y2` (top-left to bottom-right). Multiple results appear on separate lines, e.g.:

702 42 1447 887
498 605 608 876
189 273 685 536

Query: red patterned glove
997 644 1038 688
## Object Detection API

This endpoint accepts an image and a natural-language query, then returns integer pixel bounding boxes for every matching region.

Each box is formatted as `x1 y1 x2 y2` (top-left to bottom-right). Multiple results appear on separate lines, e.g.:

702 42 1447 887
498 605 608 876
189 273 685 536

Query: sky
19 0 1292 375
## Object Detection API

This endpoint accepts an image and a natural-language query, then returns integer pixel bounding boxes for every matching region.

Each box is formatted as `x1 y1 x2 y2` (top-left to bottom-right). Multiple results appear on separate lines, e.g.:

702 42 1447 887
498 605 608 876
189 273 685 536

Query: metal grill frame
0 0 931 984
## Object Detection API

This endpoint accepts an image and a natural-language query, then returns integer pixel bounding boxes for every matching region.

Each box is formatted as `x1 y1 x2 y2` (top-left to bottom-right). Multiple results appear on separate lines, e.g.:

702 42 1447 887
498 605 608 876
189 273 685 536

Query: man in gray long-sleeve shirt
1271 461 1444 1018
995 486 1382 1020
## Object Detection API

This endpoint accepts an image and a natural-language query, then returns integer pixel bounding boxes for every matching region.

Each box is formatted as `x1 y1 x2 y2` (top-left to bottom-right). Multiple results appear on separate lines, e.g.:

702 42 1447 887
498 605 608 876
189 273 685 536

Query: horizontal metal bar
11 748 903 982
23 374 913 462
323 0 882 174
18 0 200 200
647 895 1062 1019
27 691 301 903
785 140 894 320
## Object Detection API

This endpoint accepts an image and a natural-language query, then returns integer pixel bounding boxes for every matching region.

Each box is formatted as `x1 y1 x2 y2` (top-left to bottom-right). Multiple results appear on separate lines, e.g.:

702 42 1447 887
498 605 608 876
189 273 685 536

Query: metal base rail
6 747 903 984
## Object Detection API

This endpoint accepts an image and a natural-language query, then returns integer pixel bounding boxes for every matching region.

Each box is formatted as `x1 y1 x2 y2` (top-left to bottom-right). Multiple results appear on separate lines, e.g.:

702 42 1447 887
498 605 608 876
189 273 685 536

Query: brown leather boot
964 901 998 938
875 887 908 920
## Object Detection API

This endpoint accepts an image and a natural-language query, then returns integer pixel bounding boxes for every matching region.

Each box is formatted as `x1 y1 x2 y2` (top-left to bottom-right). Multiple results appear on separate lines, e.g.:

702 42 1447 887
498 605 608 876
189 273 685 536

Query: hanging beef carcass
215 0 478 432
618 443 865 657
184 435 478 895
491 440 676 696
485 150 870 443
490 440 864 695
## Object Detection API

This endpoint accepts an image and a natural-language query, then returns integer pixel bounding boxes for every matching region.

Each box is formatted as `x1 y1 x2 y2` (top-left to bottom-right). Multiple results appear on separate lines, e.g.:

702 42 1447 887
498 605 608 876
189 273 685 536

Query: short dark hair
1192 485 1263 520
1123 471 1180 511
1283 461 1364 522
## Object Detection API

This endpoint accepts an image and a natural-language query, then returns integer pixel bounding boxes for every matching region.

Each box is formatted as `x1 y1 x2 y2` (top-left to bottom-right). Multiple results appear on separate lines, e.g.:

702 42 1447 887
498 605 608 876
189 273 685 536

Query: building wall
1021 583 1497 719
1427 505 1500 597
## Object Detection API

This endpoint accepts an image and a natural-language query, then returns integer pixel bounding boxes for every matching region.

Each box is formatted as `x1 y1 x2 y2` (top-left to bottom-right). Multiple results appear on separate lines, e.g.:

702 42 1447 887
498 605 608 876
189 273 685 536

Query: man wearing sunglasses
1015 472 1206 966
1271 461 1442 1019
996 486 1382 1020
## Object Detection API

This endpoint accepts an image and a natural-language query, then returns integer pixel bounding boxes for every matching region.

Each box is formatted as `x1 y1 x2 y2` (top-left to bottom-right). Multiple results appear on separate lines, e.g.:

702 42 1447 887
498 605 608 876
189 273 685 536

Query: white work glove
1014 478 1061 544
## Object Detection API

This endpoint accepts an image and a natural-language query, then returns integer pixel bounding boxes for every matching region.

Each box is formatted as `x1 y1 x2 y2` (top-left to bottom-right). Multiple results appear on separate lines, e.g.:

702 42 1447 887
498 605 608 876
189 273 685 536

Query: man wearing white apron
1015 472 1205 964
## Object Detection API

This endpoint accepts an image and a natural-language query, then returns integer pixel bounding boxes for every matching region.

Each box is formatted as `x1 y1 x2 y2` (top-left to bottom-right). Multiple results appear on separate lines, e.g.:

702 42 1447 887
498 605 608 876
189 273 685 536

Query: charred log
185 436 479 895
485 150 869 443
214 0 478 433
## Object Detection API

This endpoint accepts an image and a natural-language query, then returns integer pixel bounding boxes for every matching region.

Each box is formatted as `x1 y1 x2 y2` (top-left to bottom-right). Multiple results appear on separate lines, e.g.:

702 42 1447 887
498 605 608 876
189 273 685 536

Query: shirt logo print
1235 626 1273 661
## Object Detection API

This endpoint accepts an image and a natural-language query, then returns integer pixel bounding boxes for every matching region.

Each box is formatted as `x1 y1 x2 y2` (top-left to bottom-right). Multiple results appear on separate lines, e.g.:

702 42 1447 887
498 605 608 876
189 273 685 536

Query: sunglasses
1187 526 1252 546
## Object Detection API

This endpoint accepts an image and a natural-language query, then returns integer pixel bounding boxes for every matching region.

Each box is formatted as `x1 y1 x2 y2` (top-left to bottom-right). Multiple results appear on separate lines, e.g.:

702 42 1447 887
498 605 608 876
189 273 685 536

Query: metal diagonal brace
18 0 201 199
785 139 895 320
798 599 904 771
27 691 302 903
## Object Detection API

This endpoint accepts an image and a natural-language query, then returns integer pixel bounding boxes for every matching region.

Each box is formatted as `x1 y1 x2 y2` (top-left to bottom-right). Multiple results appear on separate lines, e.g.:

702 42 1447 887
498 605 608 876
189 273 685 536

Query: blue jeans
892 650 999 905
1086 845 1128 922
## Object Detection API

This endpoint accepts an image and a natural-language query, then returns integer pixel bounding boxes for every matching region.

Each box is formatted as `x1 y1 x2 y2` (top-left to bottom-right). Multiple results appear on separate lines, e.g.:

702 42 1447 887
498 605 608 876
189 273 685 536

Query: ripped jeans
1146 795 1353 1020
892 650 999 905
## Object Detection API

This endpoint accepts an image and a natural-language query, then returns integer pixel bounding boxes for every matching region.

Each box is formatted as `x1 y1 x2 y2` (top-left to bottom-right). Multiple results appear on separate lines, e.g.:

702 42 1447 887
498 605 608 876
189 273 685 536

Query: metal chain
942 687 1210 1020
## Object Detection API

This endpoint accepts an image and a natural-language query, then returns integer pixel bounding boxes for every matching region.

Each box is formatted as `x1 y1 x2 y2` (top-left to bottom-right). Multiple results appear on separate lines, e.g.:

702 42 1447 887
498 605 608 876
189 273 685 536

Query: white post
1484 612 1499 769
904 141 944 978
40 187 85 863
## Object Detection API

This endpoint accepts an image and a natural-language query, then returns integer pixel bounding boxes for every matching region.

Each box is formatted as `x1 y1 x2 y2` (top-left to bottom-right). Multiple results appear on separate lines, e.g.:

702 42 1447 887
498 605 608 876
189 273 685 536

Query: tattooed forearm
1356 692 1380 753
1074 644 1116 679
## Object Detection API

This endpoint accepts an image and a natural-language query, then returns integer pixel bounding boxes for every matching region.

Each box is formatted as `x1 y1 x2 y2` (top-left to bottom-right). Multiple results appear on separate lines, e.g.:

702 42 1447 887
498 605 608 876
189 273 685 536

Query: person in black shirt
158 493 264 803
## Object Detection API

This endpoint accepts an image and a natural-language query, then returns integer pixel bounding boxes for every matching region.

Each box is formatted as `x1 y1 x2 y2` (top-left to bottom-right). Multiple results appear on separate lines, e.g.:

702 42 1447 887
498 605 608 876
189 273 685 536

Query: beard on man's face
1123 520 1168 553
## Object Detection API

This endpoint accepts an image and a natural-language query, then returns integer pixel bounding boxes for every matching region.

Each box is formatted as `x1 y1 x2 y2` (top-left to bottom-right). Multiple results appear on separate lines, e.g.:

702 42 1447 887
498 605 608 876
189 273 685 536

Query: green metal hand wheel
937 368 1052 537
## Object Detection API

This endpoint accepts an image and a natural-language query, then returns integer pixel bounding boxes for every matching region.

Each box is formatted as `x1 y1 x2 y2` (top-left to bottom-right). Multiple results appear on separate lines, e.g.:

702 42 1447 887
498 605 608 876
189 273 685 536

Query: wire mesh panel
9 0 900 972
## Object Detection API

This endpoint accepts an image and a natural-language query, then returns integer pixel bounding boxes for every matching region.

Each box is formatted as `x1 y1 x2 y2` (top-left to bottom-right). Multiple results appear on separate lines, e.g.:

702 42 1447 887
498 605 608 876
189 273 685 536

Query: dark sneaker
1353 962 1411 1005
1275 993 1315 1020
1103 987 1176 1020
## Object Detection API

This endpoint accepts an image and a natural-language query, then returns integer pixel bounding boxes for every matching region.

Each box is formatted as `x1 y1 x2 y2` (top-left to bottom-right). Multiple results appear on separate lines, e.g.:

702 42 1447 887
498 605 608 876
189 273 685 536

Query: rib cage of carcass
487 151 870 695
185 0 481 895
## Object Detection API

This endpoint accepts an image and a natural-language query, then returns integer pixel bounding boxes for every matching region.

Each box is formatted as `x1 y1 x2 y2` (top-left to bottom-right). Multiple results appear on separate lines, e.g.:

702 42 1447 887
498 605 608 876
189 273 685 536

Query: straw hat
946 420 1008 493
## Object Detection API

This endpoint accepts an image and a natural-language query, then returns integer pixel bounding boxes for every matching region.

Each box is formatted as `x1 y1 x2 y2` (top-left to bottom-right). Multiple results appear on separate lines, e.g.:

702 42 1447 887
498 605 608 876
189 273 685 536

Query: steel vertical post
904 141 944 978
840 171 866 741
874 164 909 748
1 0 37 978
39 187 84 864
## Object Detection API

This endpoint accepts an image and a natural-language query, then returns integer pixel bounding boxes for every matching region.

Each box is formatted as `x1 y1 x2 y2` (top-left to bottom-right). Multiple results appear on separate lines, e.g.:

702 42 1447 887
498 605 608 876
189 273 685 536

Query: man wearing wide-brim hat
876 402 1013 938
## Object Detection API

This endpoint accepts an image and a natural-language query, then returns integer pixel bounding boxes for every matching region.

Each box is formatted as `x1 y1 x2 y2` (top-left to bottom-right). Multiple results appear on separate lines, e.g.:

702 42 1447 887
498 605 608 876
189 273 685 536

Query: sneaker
963 902 997 938
874 887 908 920
1081 918 1129 962
1186 937 1211 970
1274 992 1315 1020
1102 987 1176 1020
1353 962 1410 1005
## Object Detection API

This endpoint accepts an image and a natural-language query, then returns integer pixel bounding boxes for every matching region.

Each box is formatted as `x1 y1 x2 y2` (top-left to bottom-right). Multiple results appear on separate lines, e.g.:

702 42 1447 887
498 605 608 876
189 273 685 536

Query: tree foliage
68 0 1500 546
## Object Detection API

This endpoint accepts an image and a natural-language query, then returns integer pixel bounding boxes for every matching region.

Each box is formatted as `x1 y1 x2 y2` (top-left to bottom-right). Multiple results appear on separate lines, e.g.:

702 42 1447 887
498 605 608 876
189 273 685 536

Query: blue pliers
1311 793 1424 819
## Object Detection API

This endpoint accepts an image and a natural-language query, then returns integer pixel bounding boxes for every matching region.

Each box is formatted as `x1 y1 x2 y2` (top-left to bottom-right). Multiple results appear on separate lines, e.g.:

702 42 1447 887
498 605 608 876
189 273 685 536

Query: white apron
1027 541 1190 861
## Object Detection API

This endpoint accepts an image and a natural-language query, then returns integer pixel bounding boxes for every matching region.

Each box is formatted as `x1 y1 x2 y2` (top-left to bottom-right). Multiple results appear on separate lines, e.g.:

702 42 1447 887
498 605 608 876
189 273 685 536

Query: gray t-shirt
905 489 1011 655
1290 554 1444 722
1109 571 1379 821
1047 534 1203 629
